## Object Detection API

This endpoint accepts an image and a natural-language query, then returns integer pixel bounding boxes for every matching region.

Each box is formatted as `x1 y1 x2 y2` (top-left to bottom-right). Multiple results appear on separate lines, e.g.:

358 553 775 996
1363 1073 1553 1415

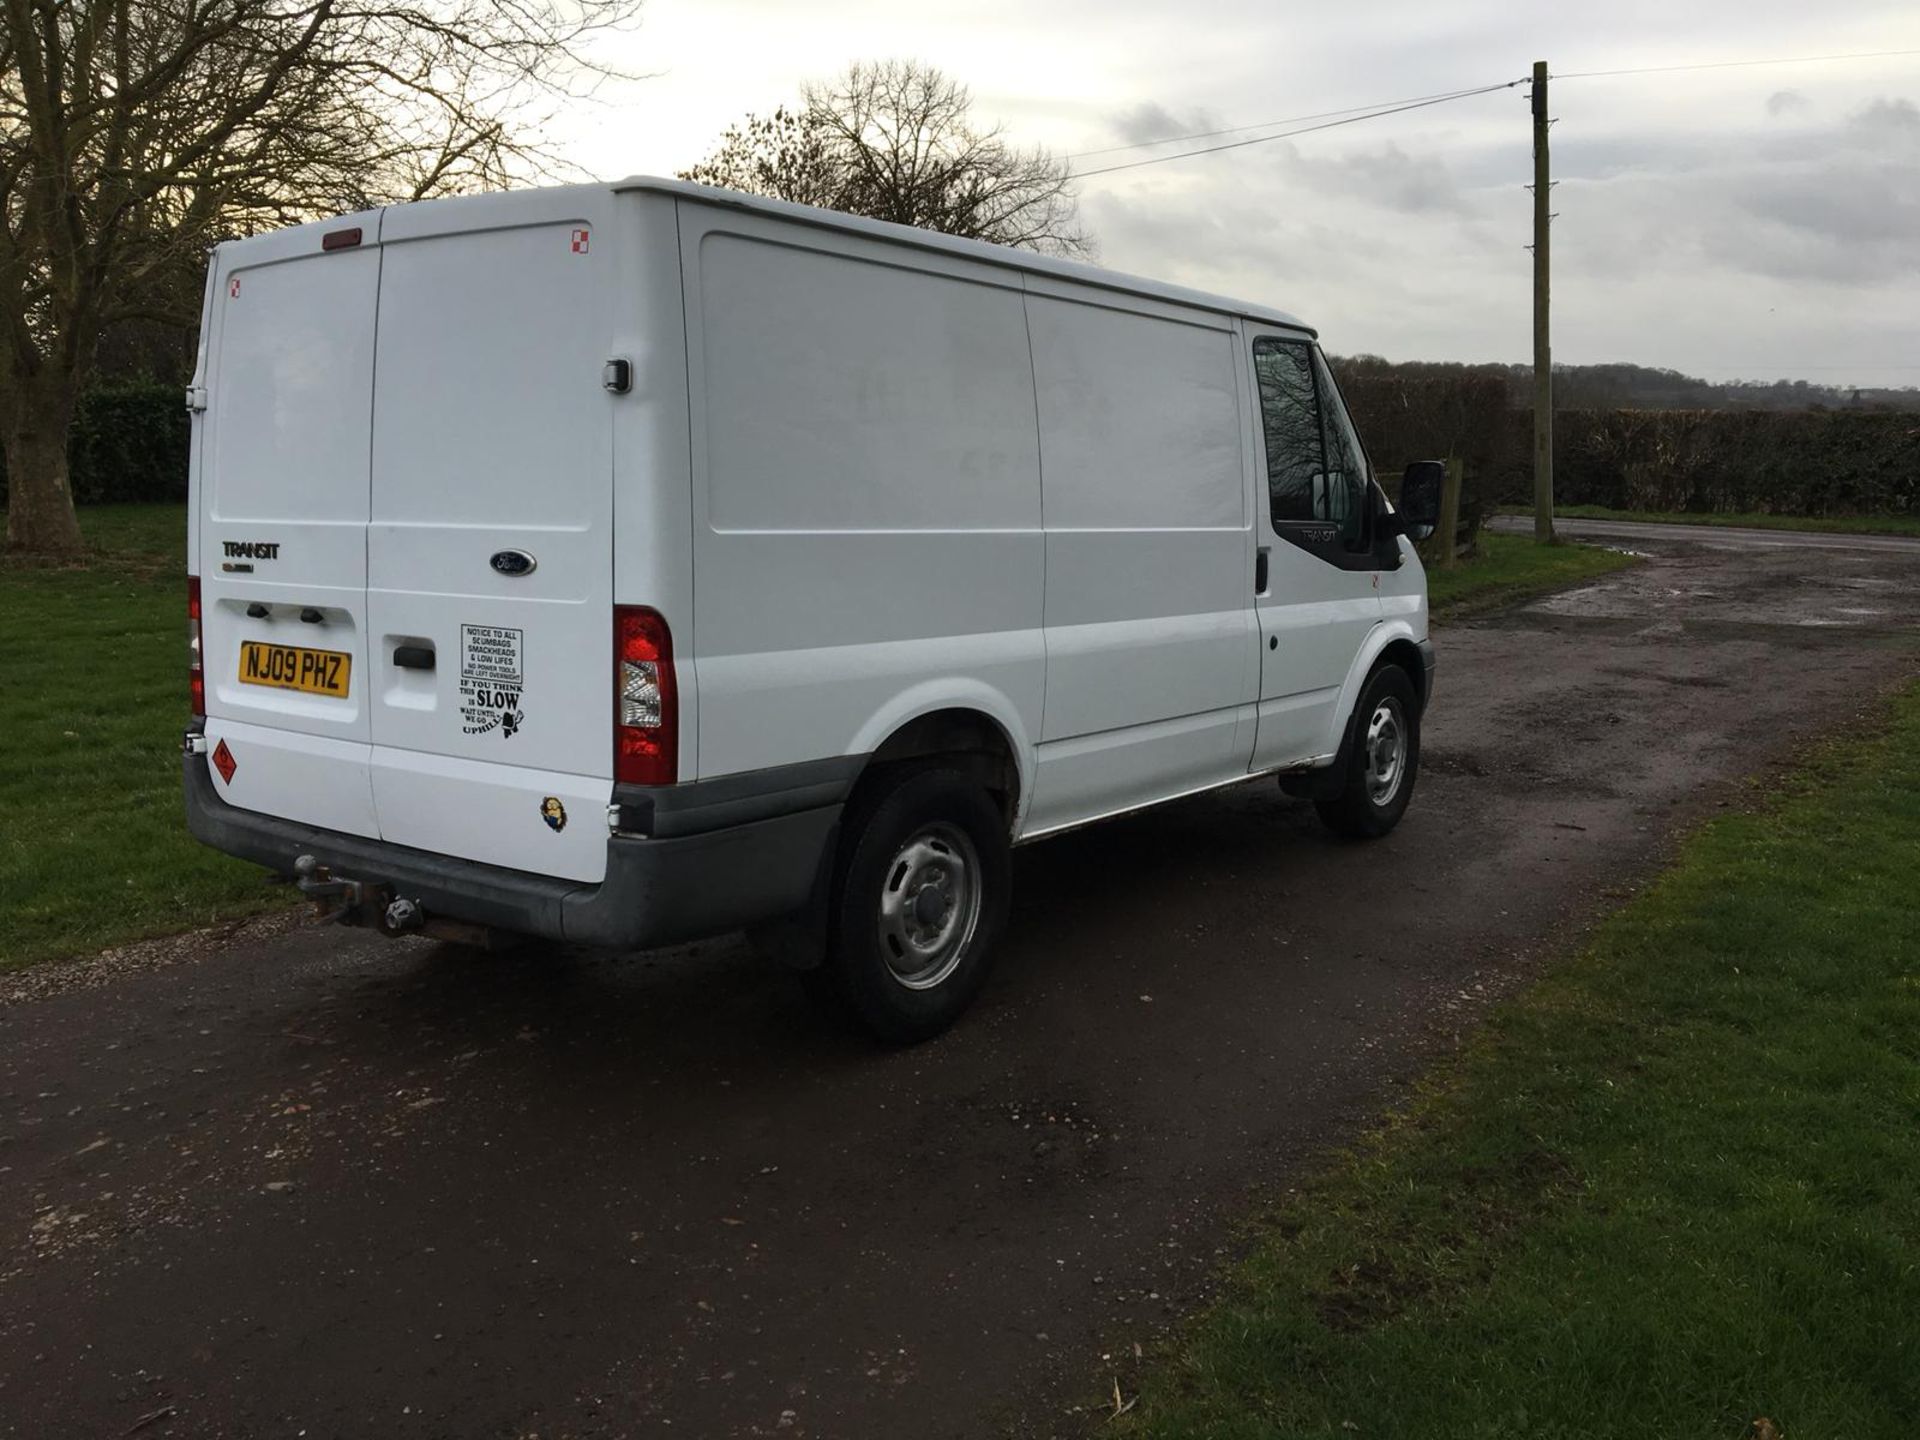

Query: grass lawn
1 503 286 970
1125 682 1920 1438
1427 531 1639 620
1501 504 1920 539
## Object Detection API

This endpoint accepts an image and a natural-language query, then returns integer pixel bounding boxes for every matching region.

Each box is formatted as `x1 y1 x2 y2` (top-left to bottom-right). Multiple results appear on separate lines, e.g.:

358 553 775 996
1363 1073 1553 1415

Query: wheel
1314 665 1420 839
812 766 1010 1044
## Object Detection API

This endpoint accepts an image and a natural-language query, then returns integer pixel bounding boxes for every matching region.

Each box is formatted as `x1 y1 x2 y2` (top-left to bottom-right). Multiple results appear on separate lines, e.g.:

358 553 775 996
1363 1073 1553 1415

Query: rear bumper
183 752 853 949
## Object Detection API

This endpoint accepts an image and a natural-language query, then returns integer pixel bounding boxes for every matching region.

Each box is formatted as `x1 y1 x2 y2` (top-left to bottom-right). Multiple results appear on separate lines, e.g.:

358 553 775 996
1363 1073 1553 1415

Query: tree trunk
3 376 86 555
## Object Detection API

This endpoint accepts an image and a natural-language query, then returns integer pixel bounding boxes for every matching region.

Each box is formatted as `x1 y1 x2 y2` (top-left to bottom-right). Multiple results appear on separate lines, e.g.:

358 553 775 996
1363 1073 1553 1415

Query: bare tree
683 60 1091 259
0 0 641 554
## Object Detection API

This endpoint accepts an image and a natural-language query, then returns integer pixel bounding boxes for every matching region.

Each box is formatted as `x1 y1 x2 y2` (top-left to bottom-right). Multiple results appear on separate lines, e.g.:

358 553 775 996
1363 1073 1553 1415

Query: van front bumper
183 752 854 950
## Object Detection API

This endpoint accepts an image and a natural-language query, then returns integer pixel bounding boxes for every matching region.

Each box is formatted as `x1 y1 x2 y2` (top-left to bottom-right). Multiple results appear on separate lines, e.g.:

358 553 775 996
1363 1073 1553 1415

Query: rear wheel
811 766 1010 1043
1315 665 1420 839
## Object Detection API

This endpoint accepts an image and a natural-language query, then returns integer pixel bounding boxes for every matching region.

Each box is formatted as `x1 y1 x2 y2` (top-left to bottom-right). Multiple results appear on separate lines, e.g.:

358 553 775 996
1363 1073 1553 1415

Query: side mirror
1397 460 1444 543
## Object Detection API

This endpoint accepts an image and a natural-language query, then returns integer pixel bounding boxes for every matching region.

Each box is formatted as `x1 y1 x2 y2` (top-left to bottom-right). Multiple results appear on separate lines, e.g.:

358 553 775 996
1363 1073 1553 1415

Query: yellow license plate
237 641 351 698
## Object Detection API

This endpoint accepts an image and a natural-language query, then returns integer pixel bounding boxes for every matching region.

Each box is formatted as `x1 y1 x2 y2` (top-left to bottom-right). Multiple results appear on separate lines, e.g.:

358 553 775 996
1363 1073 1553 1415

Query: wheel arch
847 689 1034 834
1322 620 1428 757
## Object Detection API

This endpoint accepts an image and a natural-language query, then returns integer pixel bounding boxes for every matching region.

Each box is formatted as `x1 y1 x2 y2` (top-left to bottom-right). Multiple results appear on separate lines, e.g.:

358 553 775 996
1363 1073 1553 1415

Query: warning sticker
459 624 525 739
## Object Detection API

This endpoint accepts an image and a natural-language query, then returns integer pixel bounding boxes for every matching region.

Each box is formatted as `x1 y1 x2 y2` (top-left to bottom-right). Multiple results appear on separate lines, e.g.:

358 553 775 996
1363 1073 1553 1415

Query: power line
1071 46 1919 176
1067 84 1512 160
1556 47 1920 81
1070 80 1525 179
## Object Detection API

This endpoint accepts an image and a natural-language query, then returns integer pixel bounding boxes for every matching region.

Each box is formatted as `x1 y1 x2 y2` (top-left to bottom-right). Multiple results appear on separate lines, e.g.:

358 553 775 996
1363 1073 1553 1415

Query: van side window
1312 348 1371 549
1252 337 1372 549
1251 338 1324 527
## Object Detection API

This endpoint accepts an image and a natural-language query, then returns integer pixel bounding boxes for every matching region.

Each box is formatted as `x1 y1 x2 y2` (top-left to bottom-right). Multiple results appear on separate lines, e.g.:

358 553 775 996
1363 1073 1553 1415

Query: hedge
1334 366 1920 524
1543 408 1920 516
0 380 188 506
5 376 1917 523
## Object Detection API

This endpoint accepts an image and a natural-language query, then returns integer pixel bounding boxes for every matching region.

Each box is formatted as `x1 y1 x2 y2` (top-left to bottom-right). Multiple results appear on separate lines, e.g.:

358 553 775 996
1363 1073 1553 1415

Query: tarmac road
5 522 1919 1439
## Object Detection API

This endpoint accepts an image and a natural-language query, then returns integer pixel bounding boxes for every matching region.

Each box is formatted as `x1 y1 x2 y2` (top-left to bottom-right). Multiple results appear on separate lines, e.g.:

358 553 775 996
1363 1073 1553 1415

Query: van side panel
1022 286 1256 836
680 209 1045 784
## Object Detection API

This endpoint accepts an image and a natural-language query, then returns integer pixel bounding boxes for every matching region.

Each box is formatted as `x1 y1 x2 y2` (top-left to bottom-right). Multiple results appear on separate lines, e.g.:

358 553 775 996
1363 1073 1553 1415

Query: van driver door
1244 332 1386 770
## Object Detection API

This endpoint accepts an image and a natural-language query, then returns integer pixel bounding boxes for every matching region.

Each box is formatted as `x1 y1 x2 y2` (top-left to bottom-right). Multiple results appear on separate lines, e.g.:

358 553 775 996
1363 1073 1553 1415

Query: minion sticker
540 796 567 833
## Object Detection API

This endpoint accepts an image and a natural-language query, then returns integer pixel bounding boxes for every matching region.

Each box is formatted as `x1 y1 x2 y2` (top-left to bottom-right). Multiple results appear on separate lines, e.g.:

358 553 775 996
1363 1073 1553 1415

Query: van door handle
245 602 269 619
393 645 435 671
1254 547 1270 595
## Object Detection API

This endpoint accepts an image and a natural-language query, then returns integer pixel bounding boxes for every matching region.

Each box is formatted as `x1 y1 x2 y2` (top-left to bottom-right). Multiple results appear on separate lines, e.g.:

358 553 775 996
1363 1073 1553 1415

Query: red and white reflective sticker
212 738 237 785
228 277 241 299
570 228 590 255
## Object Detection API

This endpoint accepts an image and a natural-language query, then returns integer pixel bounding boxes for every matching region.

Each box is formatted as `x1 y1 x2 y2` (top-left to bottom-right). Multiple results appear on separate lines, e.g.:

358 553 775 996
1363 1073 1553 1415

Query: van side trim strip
1016 764 1324 845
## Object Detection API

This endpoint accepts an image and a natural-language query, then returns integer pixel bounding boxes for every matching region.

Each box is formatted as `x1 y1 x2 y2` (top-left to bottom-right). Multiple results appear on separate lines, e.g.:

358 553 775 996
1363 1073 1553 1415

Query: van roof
214 177 1316 337
614 175 1316 337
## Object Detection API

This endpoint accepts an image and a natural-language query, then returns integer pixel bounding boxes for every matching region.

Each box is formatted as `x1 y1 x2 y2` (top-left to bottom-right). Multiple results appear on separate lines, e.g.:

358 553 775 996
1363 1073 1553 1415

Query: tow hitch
292 853 410 932
290 855 512 947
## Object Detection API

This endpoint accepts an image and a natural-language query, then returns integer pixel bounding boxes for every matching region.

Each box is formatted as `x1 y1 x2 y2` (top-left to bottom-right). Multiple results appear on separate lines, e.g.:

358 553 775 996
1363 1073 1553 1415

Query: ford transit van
184 177 1442 1041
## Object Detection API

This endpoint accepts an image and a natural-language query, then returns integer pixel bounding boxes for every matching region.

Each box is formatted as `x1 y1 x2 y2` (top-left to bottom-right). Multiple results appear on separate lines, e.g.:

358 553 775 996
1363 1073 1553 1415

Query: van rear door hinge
184 385 208 413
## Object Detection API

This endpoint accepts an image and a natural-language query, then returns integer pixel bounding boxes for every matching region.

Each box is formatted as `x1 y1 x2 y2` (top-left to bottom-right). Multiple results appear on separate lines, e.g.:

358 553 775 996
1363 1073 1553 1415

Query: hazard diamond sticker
212 738 237 785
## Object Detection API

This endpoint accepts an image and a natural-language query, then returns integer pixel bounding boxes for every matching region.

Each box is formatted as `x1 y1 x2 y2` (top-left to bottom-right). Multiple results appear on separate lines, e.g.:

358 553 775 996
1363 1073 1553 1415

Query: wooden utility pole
1438 456 1463 569
1531 59 1555 543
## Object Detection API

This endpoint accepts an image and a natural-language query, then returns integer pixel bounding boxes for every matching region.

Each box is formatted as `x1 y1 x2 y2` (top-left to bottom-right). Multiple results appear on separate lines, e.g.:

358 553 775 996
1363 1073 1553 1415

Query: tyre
812 766 1010 1044
1314 664 1421 839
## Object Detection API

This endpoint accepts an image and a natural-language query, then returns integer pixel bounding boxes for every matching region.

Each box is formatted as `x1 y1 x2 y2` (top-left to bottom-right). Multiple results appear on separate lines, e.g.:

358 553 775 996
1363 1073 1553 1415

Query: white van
184 177 1442 1041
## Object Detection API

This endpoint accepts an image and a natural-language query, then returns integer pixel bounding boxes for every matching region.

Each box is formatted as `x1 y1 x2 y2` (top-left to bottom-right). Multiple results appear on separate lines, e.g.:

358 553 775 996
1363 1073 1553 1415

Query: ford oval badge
490 549 537 577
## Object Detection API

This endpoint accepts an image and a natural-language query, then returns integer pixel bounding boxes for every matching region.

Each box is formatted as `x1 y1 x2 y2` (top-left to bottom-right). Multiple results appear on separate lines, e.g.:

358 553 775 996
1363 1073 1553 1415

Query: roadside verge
1496 505 1920 540
1122 681 1920 1438
1428 532 1639 622
2 504 286 971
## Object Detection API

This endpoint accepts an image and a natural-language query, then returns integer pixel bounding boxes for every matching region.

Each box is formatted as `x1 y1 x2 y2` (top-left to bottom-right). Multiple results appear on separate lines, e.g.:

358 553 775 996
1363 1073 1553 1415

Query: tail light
188 576 206 719
614 606 677 785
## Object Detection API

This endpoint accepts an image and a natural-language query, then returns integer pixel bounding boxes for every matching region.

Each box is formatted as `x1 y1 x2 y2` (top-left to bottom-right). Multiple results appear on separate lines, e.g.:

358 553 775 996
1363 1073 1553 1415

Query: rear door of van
196 212 385 838
363 190 617 883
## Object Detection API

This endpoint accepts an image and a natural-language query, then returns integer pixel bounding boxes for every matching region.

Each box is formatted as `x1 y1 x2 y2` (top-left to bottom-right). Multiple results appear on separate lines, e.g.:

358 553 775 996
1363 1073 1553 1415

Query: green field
1502 504 1920 539
1 504 284 969
1126 683 1920 1438
1426 531 1639 619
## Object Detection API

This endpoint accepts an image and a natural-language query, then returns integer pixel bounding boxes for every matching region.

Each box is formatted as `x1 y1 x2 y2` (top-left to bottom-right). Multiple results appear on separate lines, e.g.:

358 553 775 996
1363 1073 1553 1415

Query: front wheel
1315 665 1421 839
813 766 1011 1044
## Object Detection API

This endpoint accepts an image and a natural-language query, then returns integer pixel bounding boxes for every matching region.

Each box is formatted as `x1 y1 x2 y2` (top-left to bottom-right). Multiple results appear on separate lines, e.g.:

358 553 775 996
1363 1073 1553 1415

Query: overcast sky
553 2 1920 388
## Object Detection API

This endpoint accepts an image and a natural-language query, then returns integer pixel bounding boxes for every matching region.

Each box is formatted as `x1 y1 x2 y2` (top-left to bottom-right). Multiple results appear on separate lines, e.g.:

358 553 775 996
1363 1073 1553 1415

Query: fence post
1438 455 1463 569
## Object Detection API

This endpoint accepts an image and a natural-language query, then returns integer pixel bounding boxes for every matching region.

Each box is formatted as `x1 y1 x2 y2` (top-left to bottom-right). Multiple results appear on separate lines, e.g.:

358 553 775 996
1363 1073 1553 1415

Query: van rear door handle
393 645 435 671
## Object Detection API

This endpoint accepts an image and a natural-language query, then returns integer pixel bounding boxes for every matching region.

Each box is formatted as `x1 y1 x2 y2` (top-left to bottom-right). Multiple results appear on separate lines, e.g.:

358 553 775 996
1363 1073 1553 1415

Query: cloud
1849 96 1920 136
1281 140 1473 216
1766 90 1808 118
1105 100 1218 148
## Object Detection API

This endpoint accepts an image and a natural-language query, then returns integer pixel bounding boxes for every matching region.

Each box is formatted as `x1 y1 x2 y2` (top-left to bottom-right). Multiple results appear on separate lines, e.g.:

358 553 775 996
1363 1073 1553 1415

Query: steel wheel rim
1364 696 1408 807
876 822 982 990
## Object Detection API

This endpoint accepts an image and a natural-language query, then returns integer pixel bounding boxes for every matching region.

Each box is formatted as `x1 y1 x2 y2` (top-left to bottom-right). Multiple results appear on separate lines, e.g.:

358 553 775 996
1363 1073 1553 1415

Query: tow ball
291 853 417 932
